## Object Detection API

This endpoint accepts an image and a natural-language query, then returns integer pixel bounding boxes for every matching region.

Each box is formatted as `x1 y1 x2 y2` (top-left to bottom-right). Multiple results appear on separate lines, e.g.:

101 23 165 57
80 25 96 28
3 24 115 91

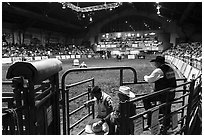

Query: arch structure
84 8 184 47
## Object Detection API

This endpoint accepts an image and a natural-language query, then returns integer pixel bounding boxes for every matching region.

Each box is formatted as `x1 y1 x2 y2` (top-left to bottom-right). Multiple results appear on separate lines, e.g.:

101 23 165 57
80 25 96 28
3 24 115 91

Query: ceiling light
156 5 161 10
62 5 66 9
149 32 156 35
89 17 92 22
60 2 122 13
82 14 85 18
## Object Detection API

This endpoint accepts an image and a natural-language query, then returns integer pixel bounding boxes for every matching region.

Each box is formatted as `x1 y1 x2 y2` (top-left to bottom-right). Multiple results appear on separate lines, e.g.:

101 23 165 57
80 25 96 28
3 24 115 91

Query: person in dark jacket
143 56 177 128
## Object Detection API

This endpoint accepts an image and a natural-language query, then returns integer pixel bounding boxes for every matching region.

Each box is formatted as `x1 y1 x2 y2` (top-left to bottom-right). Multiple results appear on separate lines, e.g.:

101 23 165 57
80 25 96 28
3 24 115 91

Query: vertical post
87 85 91 114
52 73 60 134
120 69 123 86
160 90 170 135
180 78 187 132
27 80 37 134
66 88 70 135
119 101 130 135
119 101 125 134
22 83 29 134
12 77 24 134
184 79 195 134
92 79 95 119
61 74 67 135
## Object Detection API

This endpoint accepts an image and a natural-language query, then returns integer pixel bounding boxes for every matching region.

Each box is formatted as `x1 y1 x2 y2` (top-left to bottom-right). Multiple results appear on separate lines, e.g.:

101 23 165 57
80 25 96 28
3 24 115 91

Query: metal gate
60 66 137 134
118 74 202 135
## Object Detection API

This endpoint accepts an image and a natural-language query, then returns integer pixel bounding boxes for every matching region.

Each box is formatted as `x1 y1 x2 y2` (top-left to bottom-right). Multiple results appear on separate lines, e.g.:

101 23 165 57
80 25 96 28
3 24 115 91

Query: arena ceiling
2 2 202 35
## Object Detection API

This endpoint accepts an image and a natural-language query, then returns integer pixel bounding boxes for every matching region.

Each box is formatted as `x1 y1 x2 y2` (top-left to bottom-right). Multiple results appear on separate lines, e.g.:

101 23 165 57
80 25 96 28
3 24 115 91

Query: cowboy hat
91 86 101 94
119 86 135 98
150 56 165 64
85 118 109 135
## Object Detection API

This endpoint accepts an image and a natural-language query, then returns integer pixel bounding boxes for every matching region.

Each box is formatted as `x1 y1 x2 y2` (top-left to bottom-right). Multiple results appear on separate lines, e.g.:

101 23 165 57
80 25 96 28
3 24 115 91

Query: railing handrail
2 80 13 84
61 66 137 86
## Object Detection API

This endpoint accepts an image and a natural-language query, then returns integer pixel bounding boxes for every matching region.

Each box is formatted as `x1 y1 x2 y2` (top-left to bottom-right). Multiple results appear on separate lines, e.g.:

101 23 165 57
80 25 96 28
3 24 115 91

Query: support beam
3 4 81 31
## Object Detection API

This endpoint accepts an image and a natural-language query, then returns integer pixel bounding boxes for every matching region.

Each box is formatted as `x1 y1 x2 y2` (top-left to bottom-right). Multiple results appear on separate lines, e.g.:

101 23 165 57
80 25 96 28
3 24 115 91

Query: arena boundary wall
165 55 201 82
2 53 146 64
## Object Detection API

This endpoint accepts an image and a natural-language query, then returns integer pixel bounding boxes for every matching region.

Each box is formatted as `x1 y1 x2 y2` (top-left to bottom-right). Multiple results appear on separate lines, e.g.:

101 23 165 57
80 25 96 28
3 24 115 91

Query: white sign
2 58 12 64
172 112 178 130
151 107 160 135
134 117 143 135
47 105 53 126
128 55 135 59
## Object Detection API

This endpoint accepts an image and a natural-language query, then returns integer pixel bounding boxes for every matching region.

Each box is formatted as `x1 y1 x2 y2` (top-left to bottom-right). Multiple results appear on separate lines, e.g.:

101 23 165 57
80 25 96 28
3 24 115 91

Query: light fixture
62 5 66 9
156 5 161 10
156 3 161 16
61 2 122 13
149 32 156 35
89 17 92 22
82 14 85 18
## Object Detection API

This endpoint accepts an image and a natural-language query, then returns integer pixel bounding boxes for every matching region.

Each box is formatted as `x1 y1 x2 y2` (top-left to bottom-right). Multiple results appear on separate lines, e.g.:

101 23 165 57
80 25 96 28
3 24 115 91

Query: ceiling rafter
3 4 81 30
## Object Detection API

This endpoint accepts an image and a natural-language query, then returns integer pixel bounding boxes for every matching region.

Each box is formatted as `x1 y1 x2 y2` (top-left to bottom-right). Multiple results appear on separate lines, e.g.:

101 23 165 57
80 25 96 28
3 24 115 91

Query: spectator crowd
164 42 202 61
2 43 95 57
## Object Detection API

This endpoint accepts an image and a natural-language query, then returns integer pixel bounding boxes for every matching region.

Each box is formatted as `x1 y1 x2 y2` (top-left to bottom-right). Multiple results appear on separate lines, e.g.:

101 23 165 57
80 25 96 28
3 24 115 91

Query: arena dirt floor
2 55 183 135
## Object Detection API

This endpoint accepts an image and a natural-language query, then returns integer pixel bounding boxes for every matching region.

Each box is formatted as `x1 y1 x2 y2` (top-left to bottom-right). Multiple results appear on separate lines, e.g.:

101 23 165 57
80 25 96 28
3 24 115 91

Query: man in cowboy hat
84 86 113 134
96 86 136 135
143 56 177 129
84 86 113 119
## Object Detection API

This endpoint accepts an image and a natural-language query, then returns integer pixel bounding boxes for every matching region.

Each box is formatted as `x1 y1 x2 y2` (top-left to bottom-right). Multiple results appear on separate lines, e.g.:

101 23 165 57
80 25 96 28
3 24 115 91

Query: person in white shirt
144 67 164 83
143 56 177 129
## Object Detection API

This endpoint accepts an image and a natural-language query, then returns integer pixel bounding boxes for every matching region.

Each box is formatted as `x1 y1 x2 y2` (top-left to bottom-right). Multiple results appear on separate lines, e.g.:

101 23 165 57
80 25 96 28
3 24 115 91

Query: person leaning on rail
84 86 114 134
94 86 136 135
142 56 177 129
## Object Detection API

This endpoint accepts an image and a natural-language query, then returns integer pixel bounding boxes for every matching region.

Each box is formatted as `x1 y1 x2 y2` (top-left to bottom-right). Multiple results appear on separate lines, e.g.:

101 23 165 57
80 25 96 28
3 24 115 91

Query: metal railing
61 66 137 134
119 74 202 135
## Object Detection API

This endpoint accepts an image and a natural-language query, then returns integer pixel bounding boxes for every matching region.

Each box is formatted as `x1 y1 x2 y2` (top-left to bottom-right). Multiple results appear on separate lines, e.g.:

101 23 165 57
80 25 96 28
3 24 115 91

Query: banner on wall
35 56 42 60
2 58 12 64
